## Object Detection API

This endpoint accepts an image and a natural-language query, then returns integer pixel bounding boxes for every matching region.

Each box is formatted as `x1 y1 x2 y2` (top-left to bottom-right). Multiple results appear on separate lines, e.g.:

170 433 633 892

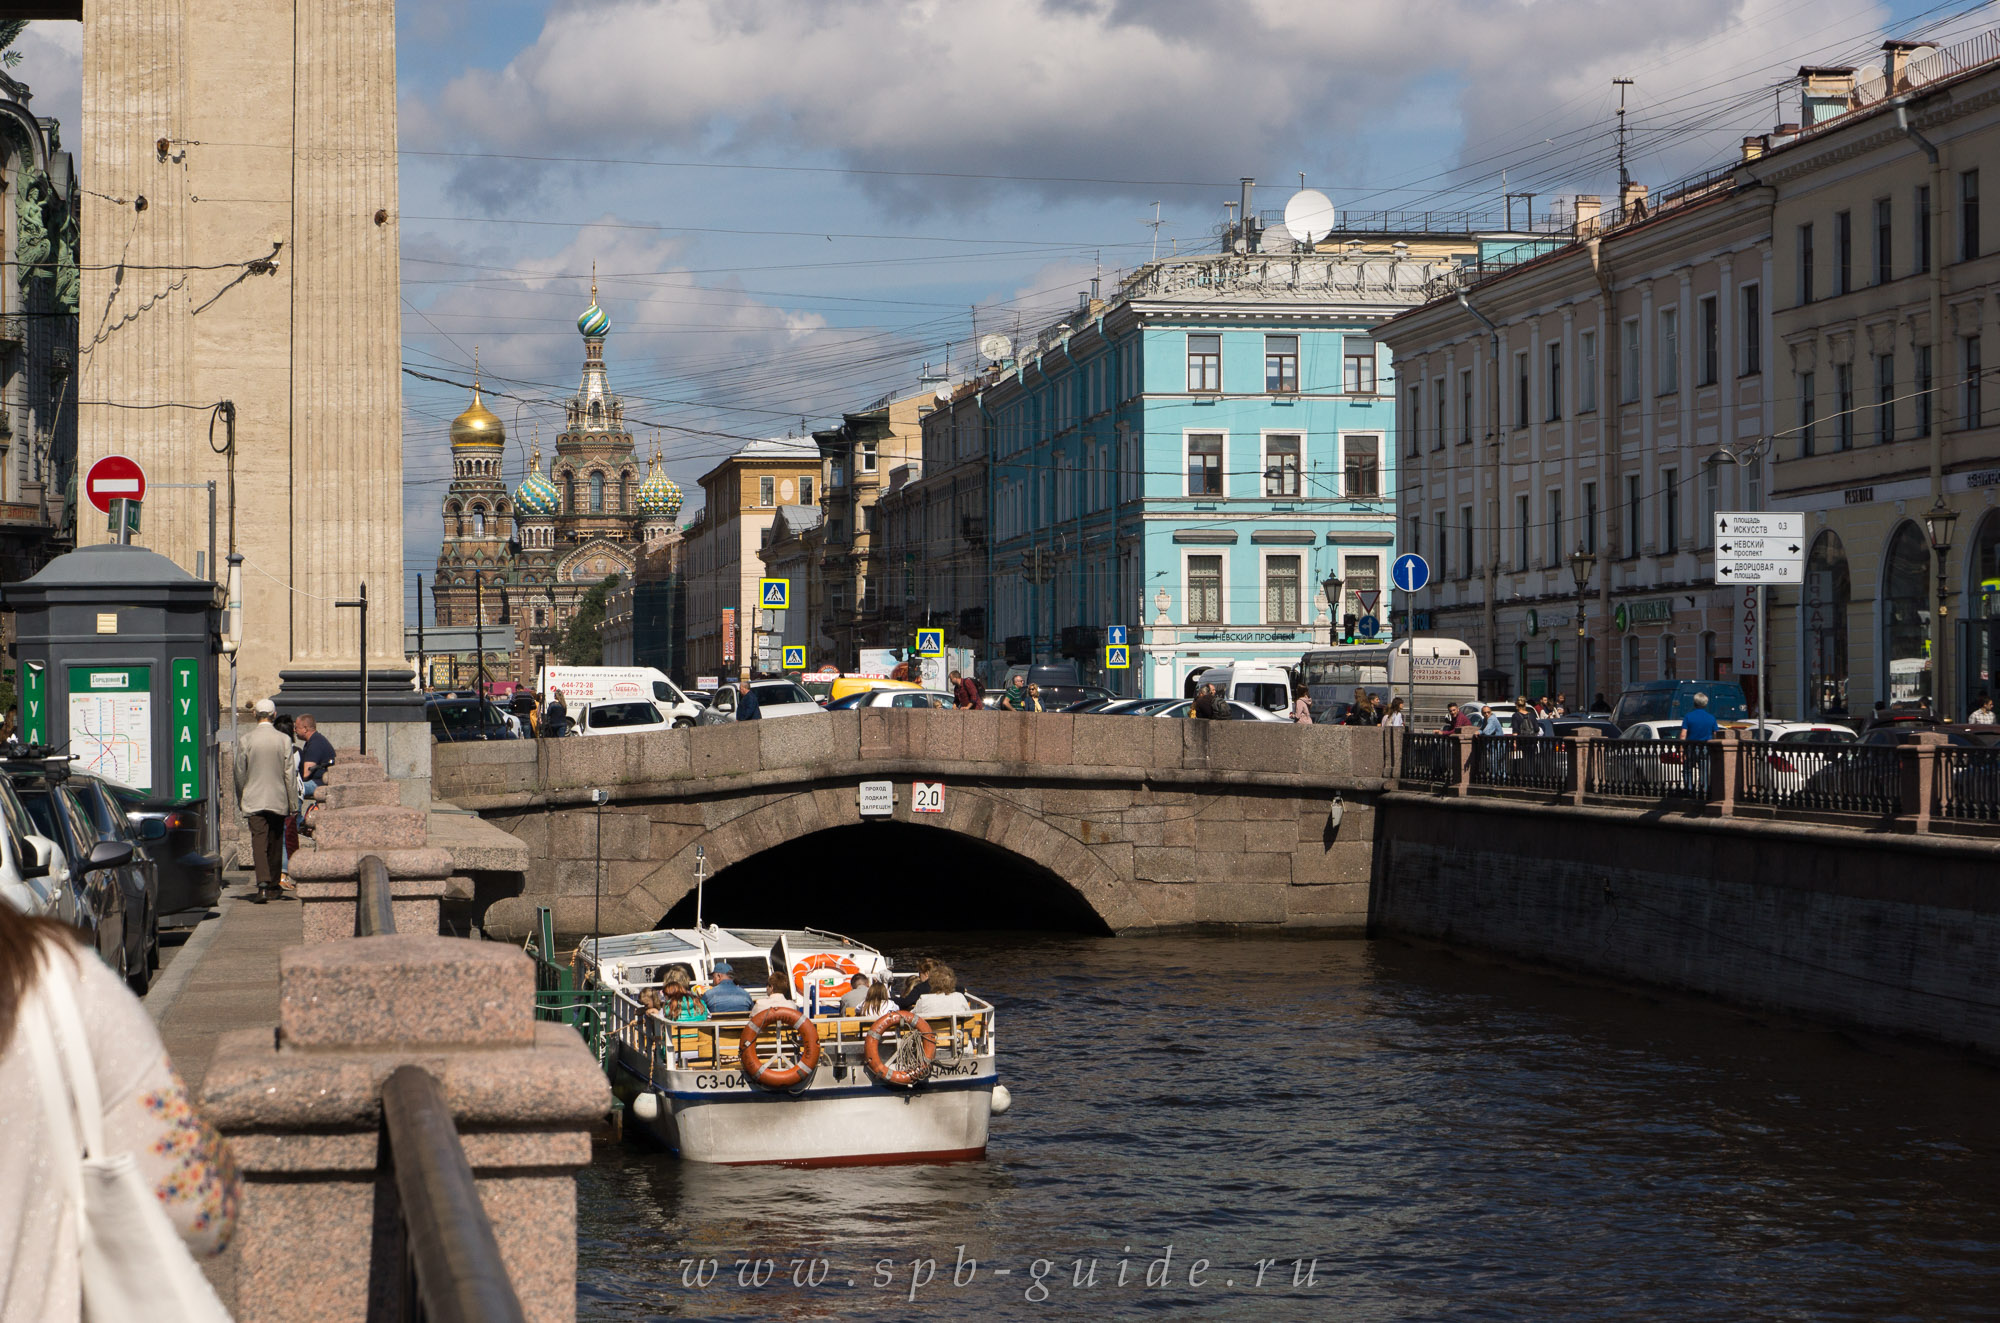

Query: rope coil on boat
862 1010 937 1087
737 1007 821 1090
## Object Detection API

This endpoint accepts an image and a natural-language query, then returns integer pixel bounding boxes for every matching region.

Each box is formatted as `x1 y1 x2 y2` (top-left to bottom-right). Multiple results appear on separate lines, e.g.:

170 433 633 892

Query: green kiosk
5 543 224 927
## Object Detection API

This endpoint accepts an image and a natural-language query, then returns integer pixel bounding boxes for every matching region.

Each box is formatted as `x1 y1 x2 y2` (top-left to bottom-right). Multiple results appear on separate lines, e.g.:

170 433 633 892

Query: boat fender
633 1092 660 1121
862 1010 937 1087
738 1006 822 1090
989 1084 1012 1116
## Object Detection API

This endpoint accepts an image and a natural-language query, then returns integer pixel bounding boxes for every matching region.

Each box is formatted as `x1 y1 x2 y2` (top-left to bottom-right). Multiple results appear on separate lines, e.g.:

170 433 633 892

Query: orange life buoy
737 1006 821 1090
862 1010 937 1087
790 952 862 999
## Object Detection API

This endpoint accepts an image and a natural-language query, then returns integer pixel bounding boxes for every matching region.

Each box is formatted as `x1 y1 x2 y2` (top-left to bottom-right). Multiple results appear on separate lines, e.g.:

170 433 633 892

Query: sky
9 0 1998 622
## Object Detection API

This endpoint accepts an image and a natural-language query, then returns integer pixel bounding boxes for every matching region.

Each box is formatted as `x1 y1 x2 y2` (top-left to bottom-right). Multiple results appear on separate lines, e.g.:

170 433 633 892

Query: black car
426 696 521 742
6 761 149 992
114 786 220 930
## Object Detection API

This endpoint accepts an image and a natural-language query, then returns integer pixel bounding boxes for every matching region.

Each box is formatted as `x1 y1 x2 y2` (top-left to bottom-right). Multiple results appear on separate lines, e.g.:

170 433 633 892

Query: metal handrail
381 1066 528 1323
357 853 396 937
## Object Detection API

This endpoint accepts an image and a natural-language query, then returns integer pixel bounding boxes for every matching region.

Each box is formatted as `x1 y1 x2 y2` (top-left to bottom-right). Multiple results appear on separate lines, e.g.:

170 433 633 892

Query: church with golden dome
430 279 683 687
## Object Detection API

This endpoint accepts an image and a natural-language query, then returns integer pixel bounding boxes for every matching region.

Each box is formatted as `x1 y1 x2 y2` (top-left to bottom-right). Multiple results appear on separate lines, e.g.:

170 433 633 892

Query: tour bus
536 666 703 728
1297 638 1478 727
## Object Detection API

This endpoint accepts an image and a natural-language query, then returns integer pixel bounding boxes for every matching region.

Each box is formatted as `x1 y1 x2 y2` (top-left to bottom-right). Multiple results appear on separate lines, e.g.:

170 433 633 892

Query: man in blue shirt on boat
702 960 754 1014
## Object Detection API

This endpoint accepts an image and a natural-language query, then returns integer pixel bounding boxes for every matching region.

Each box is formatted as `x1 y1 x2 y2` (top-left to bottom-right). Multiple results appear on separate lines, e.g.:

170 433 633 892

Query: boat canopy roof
579 925 889 988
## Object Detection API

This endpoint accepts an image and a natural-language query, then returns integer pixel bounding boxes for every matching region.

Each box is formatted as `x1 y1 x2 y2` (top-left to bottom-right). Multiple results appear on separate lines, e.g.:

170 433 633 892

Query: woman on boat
661 973 706 1022
861 978 898 1018
911 964 973 1019
751 969 800 1013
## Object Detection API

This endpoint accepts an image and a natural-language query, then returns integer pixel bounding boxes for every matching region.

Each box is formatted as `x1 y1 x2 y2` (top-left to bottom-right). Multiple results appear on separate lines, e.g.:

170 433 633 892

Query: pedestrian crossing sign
782 645 805 669
1105 644 1130 669
915 629 944 657
760 578 790 608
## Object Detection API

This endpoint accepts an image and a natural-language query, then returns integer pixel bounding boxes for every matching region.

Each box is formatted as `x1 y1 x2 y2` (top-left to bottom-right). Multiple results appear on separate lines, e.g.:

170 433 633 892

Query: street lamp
1321 570 1344 647
1925 497 1959 718
1568 541 1596 708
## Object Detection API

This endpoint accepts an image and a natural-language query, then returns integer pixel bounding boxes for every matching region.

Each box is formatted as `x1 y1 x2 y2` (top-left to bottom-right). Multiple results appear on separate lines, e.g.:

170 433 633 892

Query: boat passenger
661 974 706 1023
861 978 898 1018
911 964 973 1019
899 957 937 1003
837 971 873 1013
751 969 800 1013
701 961 754 1015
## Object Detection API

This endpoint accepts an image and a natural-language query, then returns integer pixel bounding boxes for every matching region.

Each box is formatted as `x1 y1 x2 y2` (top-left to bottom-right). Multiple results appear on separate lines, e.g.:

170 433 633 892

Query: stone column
1566 729 1599 806
201 936 610 1323
1711 731 1740 818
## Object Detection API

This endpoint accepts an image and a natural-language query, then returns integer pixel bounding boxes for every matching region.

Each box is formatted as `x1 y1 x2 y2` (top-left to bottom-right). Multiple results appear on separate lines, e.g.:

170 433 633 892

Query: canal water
575 933 2000 1320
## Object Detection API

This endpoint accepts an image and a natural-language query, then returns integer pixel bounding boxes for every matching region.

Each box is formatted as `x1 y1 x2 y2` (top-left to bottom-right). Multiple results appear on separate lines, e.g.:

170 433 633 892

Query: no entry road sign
84 455 146 514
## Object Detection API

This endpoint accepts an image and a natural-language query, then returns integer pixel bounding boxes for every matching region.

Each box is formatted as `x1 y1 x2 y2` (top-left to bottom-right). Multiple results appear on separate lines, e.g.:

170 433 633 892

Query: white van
1198 663 1296 718
537 666 701 728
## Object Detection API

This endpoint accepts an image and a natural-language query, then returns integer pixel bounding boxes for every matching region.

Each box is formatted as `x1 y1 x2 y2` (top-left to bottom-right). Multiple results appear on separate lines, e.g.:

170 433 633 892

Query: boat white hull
611 1043 995 1166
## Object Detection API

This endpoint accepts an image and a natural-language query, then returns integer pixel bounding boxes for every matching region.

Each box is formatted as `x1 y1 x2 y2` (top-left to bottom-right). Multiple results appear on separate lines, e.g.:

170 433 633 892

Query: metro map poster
67 665 152 792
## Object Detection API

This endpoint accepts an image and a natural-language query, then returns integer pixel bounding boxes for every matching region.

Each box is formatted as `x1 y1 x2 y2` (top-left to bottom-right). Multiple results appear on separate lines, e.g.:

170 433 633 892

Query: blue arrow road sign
1106 625 1127 646
1391 553 1431 594
1358 615 1380 638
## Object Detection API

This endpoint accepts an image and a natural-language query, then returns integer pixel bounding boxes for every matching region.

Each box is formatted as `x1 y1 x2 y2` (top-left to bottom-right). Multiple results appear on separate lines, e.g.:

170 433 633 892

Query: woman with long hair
0 905 240 1317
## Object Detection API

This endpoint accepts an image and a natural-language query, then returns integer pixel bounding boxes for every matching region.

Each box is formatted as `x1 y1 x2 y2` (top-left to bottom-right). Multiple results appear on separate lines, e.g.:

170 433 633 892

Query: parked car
1196 664 1296 717
1547 716 1622 739
67 774 163 981
1151 699 1292 721
425 695 521 742
575 699 671 735
1029 684 1115 710
698 679 826 724
538 665 701 727
1098 697 1181 716
825 692 871 711
115 786 220 930
828 676 919 703
0 771 64 921
7 762 147 992
852 689 955 709
1610 680 1750 729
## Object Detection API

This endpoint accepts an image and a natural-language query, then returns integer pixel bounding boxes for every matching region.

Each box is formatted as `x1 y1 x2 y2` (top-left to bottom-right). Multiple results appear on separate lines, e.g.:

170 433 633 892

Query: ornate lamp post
1568 542 1596 709
1321 570 1344 648
1925 497 1959 718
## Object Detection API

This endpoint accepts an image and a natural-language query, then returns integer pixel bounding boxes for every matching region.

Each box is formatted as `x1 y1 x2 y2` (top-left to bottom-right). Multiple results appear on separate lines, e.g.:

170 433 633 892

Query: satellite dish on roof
1283 188 1337 245
979 333 1014 362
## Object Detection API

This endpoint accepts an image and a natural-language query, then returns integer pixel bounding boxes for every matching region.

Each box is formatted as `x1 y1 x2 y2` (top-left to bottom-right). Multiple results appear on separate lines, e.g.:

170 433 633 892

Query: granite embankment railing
197 752 610 1323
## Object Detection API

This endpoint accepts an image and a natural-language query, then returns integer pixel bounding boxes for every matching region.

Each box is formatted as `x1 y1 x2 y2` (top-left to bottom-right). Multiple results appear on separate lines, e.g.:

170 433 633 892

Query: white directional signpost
1714 512 1806 739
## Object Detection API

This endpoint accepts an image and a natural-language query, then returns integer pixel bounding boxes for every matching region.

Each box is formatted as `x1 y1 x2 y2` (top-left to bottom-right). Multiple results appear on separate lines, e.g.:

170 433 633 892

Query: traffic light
1343 614 1358 642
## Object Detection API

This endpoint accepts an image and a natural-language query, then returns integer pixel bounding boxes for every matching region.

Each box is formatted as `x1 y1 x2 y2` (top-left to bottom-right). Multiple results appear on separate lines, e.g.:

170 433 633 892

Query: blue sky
11 0 1997 612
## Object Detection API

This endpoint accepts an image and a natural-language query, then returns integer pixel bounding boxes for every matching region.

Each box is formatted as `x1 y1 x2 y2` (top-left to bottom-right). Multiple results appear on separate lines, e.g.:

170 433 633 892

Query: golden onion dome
449 383 504 450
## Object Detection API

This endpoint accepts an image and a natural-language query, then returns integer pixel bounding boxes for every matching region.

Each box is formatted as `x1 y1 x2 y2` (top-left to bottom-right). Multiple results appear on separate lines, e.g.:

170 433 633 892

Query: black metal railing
1402 732 1458 784
357 853 396 937
1743 744 1902 814
1468 736 1572 791
1938 747 2000 822
1585 738 1712 801
382 1066 528 1323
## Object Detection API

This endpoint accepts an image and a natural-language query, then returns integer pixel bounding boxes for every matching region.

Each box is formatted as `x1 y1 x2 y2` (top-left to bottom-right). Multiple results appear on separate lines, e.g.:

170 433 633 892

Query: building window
800 475 815 506
590 472 605 513
759 475 775 506
1264 434 1301 497
1579 330 1598 411
1546 342 1563 421
1459 369 1473 443
1343 339 1377 394
1874 197 1894 284
1963 335 1982 429
1835 209 1852 294
1187 334 1221 392
1343 436 1380 499
1265 555 1301 625
1739 284 1761 376
1875 353 1895 443
1186 433 1224 496
1661 469 1678 552
1546 488 1563 567
1432 376 1446 449
1407 514 1422 558
1621 319 1641 403
1917 184 1932 273
1515 494 1530 569
1514 351 1530 427
831 460 846 487
860 442 877 474
1798 371 1816 456
471 508 485 537
1625 475 1641 557
1657 306 1679 394
1961 169 1980 261
1836 363 1854 450
1265 335 1298 393
1406 384 1422 456
1346 554 1381 611
1695 294 1717 387
1623 633 1638 685
1884 521 1932 705
1700 460 1718 549
1916 343 1933 437
1187 555 1222 624
1798 222 1816 305
1582 481 1598 555
1660 633 1679 680
1461 506 1476 577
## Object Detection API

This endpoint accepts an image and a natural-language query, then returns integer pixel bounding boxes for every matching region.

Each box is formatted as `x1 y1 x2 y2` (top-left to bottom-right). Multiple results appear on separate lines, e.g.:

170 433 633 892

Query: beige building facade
683 436 821 681
809 389 929 664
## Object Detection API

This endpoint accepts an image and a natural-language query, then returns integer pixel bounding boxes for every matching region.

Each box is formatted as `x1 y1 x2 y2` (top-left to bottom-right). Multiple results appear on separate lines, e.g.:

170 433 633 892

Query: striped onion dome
636 452 682 519
515 445 560 515
578 300 609 338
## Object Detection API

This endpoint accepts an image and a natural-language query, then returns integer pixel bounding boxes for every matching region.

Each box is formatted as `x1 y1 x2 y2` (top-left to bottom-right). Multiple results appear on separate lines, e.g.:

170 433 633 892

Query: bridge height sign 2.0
1714 512 1805 583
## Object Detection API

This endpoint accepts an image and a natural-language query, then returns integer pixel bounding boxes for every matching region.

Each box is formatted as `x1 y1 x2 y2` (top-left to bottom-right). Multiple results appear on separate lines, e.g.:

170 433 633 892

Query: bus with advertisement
1297 638 1478 727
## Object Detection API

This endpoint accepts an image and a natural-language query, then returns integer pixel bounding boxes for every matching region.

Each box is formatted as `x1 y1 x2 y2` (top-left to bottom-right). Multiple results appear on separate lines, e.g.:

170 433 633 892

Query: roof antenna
1144 202 1163 261
1614 78 1635 187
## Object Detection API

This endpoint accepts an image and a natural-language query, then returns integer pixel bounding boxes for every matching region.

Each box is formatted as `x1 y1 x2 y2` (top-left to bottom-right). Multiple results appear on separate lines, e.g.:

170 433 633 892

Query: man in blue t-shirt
702 960 754 1014
1680 692 1720 742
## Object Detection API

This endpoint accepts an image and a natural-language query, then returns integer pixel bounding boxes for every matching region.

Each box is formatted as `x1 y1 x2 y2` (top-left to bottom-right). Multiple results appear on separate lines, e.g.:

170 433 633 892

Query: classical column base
277 668 431 806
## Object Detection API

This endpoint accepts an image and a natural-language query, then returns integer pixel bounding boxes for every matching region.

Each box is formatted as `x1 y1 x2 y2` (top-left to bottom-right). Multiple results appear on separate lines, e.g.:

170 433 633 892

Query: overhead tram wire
398 149 1234 192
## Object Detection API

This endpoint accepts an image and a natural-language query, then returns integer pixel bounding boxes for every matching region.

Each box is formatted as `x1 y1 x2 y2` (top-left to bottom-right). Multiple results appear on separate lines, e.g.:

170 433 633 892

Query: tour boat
570 926 1006 1166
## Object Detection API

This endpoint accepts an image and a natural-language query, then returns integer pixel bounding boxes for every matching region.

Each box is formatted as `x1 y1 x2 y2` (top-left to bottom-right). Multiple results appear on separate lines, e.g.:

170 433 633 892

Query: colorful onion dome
515 445 559 515
578 267 609 337
636 451 682 519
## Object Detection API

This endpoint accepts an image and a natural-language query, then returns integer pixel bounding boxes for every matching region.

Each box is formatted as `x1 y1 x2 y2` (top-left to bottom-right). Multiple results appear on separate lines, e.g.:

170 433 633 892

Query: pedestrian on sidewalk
235 698 298 904
951 669 981 710
1290 684 1314 724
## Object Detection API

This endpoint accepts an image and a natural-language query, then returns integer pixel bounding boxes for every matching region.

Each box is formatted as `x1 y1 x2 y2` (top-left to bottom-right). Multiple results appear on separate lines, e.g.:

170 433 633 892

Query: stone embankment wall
433 711 1398 937
1372 792 2000 1055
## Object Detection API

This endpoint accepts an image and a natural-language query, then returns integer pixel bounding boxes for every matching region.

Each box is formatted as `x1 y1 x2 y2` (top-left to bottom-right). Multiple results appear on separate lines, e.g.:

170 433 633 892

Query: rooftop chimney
1798 65 1857 127
1741 135 1766 162
1883 39 1927 93
1618 179 1648 218
1573 194 1602 235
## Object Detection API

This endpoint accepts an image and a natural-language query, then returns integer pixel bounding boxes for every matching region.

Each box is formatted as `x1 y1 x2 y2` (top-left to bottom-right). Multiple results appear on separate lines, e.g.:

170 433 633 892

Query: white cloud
10 21 81 150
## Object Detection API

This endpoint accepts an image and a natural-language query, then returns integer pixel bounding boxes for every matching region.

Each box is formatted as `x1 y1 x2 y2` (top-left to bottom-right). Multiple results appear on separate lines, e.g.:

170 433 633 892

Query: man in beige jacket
235 697 298 903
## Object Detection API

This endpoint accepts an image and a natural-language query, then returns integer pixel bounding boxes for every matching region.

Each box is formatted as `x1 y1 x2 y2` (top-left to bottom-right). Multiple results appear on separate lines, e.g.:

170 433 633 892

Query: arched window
1883 520 1932 707
590 472 605 513
1806 529 1851 717
562 472 576 513
1963 513 2000 714
471 505 486 538
620 471 632 512
446 501 462 537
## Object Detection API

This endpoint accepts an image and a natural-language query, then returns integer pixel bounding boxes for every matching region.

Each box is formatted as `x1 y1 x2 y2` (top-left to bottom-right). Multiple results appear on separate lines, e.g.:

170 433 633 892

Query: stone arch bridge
431 711 1396 938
